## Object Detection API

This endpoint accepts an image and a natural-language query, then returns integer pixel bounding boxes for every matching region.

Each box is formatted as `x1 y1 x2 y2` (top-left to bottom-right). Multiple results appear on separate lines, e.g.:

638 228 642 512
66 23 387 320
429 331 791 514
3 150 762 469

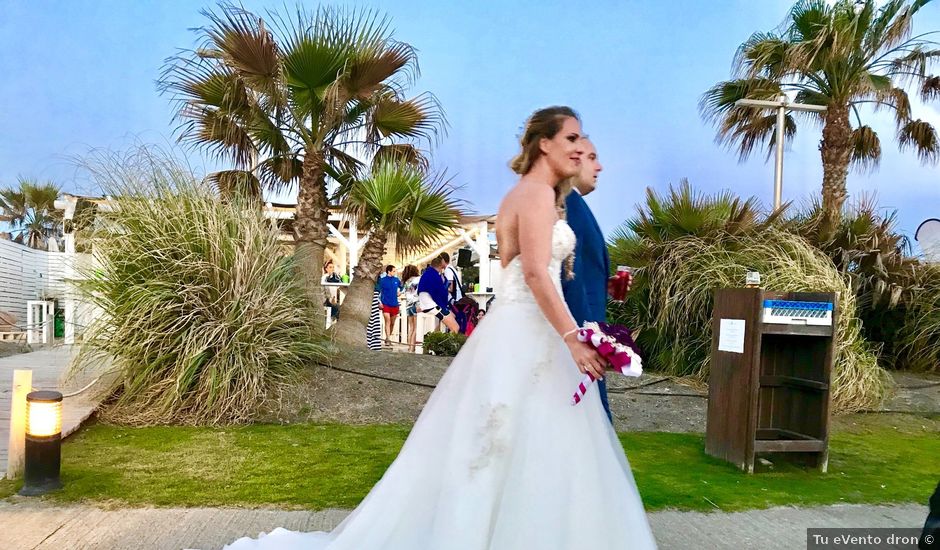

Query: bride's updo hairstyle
510 106 580 175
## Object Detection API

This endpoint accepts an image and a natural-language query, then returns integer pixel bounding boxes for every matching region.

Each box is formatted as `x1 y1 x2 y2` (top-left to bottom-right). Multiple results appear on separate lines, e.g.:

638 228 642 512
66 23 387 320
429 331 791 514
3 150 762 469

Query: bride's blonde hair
510 106 579 177
511 106 579 279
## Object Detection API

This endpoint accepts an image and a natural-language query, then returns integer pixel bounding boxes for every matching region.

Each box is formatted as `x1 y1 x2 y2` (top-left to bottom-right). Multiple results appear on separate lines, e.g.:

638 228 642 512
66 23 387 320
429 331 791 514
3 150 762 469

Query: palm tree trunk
333 230 388 347
295 149 330 328
819 105 853 235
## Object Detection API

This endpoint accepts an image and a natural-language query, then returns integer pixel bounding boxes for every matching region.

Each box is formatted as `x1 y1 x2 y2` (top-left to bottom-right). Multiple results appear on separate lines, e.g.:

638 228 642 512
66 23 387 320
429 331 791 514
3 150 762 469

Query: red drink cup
609 266 632 302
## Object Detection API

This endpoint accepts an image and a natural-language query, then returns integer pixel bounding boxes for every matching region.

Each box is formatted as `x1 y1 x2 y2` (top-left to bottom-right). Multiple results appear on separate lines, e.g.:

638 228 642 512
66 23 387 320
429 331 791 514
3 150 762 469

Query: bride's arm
518 186 606 378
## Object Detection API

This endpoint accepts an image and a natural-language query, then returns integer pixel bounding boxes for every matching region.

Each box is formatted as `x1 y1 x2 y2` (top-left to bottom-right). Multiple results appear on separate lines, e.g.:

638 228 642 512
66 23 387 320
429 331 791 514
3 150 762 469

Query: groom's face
576 140 603 196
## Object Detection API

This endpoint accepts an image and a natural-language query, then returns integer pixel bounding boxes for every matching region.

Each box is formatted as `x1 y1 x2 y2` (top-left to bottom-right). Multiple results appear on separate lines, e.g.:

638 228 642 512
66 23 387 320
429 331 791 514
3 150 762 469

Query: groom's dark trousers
561 191 613 423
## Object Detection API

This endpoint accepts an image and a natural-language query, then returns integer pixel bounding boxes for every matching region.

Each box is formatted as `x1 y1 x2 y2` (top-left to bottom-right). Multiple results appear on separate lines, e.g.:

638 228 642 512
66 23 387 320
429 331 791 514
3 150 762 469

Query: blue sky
1 1 938 251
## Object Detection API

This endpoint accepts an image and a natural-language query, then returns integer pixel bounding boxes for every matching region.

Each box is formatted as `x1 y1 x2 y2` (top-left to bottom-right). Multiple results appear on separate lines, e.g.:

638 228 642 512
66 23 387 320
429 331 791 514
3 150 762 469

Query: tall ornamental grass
894 264 940 373
73 152 331 425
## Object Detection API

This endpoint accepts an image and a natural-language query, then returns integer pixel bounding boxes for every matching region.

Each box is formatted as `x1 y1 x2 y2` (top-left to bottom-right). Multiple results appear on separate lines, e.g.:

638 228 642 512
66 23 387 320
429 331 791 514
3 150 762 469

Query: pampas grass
71 150 331 425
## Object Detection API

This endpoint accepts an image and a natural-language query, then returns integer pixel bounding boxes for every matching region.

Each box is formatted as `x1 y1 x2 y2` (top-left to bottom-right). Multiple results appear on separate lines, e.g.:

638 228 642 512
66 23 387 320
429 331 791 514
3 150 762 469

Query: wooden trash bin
705 288 837 473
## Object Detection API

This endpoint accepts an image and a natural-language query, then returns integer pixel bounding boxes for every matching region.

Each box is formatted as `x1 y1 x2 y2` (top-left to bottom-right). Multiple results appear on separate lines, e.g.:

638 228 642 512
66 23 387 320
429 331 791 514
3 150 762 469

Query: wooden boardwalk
0 346 107 476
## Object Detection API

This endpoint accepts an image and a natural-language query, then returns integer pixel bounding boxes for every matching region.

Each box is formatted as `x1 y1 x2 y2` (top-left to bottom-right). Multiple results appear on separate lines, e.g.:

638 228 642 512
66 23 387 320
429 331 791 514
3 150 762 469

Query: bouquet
570 322 643 405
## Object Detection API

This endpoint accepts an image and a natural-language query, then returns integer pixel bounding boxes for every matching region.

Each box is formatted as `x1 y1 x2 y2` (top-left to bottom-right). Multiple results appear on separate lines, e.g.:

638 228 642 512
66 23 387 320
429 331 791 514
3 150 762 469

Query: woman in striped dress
366 276 383 351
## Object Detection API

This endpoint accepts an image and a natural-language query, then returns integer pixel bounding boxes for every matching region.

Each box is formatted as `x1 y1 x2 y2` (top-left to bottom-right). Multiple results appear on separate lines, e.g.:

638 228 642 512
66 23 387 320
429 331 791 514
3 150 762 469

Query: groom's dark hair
430 255 446 268
440 252 450 264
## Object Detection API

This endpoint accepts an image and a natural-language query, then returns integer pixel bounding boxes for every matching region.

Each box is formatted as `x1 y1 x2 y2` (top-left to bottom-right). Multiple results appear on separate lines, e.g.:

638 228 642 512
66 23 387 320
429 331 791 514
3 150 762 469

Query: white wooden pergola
261 202 372 275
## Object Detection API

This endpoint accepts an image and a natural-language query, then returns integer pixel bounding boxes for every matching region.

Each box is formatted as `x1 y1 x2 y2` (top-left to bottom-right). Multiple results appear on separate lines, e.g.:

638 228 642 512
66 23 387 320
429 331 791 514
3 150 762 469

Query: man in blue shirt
379 265 402 345
417 255 460 333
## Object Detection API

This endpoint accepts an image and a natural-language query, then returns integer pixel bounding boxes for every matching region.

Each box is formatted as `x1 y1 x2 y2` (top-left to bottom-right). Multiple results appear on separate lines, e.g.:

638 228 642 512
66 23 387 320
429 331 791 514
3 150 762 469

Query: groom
561 138 613 423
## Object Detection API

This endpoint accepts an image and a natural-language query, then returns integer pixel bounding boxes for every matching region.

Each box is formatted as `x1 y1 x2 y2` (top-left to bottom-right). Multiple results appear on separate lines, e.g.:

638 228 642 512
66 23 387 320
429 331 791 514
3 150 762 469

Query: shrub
609 183 890 413
422 331 466 357
72 152 331 425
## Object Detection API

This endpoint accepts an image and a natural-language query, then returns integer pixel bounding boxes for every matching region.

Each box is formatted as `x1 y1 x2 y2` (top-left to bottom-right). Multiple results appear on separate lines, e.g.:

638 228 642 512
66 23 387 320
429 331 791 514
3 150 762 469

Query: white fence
0 239 93 334
0 239 64 327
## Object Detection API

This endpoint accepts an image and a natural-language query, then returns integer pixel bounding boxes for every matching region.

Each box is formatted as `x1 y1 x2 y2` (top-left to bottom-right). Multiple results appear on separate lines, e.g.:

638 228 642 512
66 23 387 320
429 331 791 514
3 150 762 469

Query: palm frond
180 106 257 167
865 0 907 53
200 4 283 101
328 146 364 177
344 40 418 99
700 78 784 121
372 143 428 172
206 169 263 200
865 85 912 125
922 75 940 101
877 0 918 53
887 46 940 79
734 33 790 79
851 125 882 171
788 0 830 42
898 118 940 162
367 91 446 144
256 154 303 195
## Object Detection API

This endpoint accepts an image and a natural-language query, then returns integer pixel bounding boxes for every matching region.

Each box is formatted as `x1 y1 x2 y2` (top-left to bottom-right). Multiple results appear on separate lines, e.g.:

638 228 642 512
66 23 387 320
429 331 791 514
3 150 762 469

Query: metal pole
773 96 786 210
735 96 825 211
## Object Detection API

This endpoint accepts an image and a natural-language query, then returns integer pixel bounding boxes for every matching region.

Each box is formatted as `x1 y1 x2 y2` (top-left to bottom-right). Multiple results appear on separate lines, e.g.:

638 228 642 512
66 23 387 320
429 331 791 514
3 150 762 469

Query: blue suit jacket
562 191 610 326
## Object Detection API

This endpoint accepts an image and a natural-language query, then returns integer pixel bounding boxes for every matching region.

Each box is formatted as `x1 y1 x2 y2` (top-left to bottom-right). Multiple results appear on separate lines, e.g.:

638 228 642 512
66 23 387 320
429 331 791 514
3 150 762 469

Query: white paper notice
718 319 746 354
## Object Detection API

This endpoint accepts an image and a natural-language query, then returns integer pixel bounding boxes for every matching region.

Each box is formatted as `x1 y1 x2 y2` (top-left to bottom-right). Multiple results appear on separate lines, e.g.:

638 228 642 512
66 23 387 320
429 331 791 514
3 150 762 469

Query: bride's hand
564 335 607 380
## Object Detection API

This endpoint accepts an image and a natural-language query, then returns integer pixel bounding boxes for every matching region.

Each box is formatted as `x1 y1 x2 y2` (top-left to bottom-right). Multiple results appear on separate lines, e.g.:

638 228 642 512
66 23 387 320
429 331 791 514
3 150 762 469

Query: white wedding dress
225 220 657 550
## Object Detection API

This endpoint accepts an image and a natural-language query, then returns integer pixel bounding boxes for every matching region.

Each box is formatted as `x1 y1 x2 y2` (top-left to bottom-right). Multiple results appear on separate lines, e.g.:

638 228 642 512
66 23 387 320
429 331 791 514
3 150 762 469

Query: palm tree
333 161 461 346
0 178 61 249
160 3 444 317
702 0 940 231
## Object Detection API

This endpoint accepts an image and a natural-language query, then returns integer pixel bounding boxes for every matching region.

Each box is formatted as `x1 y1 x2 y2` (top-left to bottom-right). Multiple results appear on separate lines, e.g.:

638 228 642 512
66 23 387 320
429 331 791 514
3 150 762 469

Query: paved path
0 346 108 475
0 501 927 550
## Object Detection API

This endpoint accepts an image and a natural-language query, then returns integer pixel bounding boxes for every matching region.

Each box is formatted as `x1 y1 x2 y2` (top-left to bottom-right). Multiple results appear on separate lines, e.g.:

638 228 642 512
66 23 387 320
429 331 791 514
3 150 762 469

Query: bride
225 107 657 549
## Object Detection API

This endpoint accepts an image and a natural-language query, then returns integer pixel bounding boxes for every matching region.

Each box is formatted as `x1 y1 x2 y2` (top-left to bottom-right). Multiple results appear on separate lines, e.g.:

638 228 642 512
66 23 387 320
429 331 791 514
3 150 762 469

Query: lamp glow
26 397 62 437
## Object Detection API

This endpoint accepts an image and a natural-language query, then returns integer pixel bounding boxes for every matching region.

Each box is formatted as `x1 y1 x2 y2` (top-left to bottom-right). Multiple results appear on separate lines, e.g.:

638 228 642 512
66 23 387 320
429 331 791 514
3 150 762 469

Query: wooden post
6 369 32 479
64 221 77 345
26 304 35 344
476 222 491 290
348 218 361 270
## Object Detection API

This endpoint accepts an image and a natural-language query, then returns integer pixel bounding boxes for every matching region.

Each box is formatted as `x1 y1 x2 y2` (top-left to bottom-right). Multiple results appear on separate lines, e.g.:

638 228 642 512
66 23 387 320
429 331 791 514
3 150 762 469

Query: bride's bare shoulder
500 179 553 212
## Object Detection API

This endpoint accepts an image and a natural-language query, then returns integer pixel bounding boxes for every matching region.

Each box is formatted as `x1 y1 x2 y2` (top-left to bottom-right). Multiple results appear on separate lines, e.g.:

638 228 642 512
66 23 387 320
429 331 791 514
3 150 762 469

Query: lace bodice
497 220 576 305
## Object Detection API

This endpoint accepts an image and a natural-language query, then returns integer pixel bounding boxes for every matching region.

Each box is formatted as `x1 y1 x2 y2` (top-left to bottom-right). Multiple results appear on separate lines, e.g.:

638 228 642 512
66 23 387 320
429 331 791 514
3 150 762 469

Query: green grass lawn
1 414 936 512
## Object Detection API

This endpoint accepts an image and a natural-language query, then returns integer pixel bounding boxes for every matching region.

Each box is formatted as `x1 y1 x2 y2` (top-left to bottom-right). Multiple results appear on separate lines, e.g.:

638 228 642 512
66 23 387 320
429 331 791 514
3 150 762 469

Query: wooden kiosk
705 288 837 473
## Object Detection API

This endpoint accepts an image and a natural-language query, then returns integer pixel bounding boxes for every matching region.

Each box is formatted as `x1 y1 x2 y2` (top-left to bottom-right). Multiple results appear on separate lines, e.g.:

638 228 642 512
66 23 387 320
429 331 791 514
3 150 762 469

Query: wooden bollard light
19 391 63 495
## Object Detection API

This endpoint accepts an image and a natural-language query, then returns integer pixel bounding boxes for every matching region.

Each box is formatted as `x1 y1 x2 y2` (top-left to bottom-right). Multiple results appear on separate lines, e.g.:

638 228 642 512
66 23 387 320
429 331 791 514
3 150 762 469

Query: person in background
466 309 485 337
321 259 341 320
321 259 335 284
379 265 403 346
418 255 460 333
440 252 463 305
401 265 421 352
325 264 342 284
366 274 383 351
